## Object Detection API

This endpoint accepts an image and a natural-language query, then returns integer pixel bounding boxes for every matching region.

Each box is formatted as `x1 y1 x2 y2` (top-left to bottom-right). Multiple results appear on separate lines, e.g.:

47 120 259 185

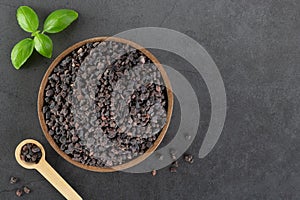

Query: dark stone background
0 0 299 199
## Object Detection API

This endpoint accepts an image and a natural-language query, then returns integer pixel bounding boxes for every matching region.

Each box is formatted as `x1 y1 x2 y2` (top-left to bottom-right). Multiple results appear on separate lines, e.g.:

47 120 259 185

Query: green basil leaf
11 38 34 69
16 6 39 33
43 9 78 33
34 33 53 58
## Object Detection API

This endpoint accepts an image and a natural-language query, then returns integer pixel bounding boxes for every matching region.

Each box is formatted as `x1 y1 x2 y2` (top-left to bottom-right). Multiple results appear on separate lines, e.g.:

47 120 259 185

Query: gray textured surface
0 0 299 199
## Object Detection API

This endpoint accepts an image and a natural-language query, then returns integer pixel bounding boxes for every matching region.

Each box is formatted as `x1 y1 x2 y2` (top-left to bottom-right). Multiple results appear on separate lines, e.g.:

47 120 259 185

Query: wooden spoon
15 139 82 200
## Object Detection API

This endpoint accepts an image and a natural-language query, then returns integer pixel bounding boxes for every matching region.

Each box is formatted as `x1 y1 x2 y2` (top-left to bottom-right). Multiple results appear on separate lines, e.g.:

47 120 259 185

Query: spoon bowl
15 139 45 169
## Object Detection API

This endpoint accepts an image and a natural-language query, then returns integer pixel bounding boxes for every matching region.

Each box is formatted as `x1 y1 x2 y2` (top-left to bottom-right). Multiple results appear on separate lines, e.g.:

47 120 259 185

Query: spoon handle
36 160 82 200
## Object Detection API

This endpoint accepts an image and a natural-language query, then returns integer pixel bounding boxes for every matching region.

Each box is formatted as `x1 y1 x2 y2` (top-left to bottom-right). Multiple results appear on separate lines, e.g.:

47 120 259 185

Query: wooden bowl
38 37 173 172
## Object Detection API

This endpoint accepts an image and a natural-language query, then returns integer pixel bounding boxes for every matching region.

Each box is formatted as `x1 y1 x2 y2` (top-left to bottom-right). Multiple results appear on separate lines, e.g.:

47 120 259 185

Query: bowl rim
37 36 174 172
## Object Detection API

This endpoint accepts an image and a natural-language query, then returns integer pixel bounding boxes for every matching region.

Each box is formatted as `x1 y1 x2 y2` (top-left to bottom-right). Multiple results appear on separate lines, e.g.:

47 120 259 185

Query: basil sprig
11 6 78 69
